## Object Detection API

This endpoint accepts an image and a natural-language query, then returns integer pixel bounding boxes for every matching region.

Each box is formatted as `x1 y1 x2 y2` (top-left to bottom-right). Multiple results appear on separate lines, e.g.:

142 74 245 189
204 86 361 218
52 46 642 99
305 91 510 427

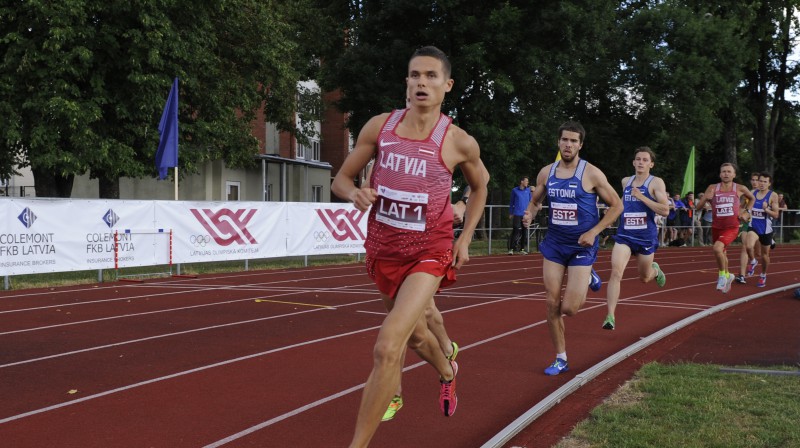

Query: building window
266 184 272 201
296 141 306 159
226 181 240 201
312 185 323 202
311 140 321 161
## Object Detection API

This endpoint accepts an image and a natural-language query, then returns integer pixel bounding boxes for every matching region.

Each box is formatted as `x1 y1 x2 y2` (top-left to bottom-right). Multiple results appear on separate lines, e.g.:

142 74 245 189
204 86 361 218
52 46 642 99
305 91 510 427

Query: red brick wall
251 104 267 154
320 90 350 176
250 89 351 167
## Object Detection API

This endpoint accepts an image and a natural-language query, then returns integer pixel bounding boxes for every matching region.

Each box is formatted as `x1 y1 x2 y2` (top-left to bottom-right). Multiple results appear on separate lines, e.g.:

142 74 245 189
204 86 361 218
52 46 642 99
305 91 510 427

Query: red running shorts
713 226 739 248
367 250 457 300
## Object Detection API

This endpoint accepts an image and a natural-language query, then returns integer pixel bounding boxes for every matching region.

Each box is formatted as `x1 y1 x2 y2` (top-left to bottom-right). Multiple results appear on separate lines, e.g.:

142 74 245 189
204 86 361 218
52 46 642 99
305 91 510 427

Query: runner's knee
560 303 579 316
372 339 404 367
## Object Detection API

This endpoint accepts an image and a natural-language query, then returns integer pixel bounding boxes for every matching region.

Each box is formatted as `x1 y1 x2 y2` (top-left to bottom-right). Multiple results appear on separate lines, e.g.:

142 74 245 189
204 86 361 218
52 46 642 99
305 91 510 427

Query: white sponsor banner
1 199 367 276
0 199 157 275
287 203 367 256
155 201 287 264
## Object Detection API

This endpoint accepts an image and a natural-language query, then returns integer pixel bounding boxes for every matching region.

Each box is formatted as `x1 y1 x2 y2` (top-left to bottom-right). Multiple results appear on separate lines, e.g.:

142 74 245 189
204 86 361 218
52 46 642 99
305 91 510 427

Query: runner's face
719 166 735 182
632 152 653 173
558 131 582 162
758 176 770 191
406 56 453 108
750 176 759 188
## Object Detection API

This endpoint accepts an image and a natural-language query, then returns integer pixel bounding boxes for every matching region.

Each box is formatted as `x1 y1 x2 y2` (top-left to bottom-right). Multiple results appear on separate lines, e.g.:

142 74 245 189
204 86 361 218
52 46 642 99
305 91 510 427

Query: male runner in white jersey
332 46 488 448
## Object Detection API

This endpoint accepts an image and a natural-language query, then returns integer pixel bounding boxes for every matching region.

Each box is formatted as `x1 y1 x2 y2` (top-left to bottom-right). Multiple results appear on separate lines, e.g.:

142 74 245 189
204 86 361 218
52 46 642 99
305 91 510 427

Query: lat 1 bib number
375 185 428 231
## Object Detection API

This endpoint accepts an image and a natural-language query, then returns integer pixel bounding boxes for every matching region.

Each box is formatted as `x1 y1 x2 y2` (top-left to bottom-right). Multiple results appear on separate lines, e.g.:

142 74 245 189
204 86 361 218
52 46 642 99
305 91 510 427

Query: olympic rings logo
313 231 330 242
190 234 212 247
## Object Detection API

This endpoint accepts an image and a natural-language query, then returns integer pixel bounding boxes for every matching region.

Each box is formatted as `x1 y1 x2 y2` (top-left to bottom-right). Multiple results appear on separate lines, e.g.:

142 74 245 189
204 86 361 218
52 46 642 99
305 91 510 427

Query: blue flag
156 77 179 180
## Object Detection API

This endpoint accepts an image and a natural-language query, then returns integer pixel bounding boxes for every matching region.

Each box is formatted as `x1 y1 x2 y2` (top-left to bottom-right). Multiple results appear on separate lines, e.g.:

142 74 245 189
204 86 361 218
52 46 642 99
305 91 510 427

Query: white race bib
375 185 428 231
715 204 733 217
551 202 578 226
623 212 647 230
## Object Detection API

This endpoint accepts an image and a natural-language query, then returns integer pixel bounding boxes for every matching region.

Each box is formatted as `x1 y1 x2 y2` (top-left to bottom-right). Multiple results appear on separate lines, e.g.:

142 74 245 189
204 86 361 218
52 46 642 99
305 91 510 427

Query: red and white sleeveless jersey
711 182 740 229
366 109 454 260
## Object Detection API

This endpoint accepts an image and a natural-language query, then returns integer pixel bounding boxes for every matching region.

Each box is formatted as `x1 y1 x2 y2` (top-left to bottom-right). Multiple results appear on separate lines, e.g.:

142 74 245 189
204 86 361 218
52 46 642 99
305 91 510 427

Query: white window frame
311 140 321 161
311 185 323 202
226 181 241 201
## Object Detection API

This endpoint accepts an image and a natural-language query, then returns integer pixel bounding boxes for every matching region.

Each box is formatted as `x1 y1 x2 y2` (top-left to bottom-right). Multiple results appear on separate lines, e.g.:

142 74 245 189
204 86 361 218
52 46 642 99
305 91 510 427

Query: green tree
319 0 800 202
740 0 799 176
318 0 592 200
1 0 307 198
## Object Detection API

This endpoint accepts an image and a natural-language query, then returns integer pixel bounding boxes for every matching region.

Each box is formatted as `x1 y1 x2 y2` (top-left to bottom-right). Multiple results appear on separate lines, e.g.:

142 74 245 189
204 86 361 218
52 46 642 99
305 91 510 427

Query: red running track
1 245 799 447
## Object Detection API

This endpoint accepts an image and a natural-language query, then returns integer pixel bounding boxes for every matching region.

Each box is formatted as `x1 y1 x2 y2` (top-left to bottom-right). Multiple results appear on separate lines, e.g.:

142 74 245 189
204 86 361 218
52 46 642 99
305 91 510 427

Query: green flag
680 146 695 197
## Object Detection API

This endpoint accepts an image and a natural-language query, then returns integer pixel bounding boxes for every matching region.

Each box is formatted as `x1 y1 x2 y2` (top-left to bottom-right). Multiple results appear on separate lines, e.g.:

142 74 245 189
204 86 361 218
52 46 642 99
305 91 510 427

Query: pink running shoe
439 360 458 417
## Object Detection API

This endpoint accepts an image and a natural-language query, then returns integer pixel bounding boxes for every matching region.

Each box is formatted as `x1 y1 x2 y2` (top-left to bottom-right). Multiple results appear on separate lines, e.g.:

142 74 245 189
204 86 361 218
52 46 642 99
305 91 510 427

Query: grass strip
558 362 800 448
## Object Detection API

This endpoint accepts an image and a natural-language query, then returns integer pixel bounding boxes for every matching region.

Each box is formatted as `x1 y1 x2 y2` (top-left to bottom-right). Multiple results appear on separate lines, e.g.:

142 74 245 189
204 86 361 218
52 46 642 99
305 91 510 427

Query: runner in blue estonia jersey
522 121 622 376
602 147 669 330
748 173 780 287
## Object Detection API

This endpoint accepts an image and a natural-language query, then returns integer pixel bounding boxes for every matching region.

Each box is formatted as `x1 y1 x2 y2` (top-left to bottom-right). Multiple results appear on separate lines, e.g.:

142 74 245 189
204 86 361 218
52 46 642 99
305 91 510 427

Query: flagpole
174 167 179 200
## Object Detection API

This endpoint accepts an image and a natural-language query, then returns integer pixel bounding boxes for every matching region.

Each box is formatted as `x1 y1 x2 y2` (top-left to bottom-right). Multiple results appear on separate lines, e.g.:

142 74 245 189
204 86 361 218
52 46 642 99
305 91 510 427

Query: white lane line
0 295 527 424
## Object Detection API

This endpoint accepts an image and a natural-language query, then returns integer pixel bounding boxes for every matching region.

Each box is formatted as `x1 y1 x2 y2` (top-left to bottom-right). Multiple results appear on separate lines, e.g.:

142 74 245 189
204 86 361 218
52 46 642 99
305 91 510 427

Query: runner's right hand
350 187 377 212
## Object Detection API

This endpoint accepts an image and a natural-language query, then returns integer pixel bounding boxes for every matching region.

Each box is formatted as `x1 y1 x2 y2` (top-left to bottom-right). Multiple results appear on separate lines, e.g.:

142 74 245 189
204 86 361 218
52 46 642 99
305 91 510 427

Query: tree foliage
2 0 797 201
319 0 799 201
1 0 307 197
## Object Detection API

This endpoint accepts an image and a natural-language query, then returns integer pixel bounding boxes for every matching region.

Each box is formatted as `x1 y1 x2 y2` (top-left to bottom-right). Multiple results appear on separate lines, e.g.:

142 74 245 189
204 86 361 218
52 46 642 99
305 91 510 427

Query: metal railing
468 205 800 255
0 185 35 197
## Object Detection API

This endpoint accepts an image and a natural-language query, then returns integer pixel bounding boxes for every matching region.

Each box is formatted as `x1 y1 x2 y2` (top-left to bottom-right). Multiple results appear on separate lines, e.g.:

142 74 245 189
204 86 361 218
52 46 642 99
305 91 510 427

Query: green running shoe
382 395 403 421
602 314 615 330
448 341 459 362
652 262 666 288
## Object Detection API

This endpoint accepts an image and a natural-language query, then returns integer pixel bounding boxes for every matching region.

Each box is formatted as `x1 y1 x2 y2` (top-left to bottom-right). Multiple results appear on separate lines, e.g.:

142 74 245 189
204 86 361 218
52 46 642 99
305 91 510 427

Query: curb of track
481 282 800 448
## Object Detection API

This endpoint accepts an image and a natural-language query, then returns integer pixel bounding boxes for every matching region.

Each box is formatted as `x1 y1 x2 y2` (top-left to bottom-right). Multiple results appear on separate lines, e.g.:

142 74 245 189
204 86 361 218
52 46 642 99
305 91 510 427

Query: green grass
557 362 800 448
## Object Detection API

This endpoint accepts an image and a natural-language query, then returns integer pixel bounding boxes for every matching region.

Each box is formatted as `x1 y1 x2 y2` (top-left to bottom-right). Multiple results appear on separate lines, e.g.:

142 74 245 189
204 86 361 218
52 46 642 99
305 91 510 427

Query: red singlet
365 109 454 261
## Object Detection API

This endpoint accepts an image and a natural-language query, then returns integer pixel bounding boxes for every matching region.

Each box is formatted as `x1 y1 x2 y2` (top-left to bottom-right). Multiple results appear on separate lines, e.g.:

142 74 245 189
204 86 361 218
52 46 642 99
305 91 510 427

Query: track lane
0 246 798 447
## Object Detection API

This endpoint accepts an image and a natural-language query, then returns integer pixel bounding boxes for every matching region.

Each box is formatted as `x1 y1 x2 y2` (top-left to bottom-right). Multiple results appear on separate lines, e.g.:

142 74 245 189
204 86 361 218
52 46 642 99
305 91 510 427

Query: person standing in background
699 192 712 245
684 191 698 244
776 193 788 242
508 176 533 255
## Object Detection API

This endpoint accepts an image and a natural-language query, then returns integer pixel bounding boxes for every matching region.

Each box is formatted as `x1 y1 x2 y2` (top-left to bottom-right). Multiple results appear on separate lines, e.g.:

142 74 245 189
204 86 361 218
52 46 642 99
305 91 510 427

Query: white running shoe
715 275 727 291
721 273 734 293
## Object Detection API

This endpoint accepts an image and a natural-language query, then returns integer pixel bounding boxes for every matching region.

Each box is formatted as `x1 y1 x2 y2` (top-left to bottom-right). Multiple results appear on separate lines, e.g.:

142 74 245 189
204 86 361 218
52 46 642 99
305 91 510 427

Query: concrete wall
1 165 36 197
70 159 330 203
